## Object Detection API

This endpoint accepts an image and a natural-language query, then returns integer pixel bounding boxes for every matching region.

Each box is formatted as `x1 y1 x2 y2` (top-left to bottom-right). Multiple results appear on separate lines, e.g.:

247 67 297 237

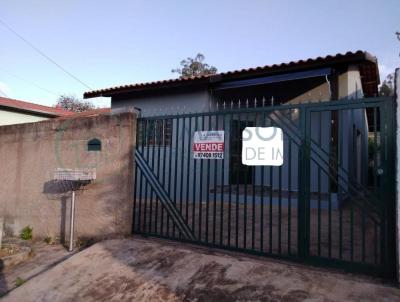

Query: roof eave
0 105 67 117
84 51 378 99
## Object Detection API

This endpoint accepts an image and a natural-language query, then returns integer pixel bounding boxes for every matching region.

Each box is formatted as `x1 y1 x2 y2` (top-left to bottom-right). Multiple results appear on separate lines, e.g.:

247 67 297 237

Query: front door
229 119 253 184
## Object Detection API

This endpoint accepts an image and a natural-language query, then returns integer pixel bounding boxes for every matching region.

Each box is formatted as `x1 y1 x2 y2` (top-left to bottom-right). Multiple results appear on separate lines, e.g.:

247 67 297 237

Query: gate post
298 106 311 258
395 68 400 285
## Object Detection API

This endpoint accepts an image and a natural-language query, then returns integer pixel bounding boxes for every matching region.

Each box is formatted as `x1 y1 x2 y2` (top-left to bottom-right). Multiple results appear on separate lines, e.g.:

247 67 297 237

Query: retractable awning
214 68 332 91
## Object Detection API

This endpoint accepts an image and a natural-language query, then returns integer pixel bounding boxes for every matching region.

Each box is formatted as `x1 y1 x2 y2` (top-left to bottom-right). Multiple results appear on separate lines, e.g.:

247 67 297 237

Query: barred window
137 119 172 147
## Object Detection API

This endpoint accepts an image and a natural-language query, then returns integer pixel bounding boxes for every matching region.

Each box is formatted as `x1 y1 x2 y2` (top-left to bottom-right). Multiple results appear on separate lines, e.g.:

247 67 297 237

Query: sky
0 0 399 108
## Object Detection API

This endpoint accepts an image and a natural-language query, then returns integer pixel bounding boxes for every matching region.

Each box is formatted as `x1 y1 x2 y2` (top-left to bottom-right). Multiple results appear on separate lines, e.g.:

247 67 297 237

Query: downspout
325 75 332 100
208 88 214 112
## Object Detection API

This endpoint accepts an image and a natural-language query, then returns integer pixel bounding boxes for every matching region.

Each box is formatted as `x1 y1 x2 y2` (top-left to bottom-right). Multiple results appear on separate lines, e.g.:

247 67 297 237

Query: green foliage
15 277 26 287
379 74 394 97
379 82 394 97
56 94 95 113
20 226 33 240
172 53 217 78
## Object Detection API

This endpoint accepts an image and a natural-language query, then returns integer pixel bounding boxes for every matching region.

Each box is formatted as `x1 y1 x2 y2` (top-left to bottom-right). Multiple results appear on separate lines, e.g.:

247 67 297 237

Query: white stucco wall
0 109 50 126
338 65 364 99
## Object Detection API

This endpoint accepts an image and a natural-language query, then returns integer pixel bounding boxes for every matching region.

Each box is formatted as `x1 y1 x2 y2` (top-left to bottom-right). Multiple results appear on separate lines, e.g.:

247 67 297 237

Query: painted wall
0 112 136 241
0 109 50 126
288 81 330 104
112 89 211 117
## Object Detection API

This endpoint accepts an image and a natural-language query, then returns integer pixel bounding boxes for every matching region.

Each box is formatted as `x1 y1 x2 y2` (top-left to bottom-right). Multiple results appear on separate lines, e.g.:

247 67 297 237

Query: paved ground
0 240 75 296
136 198 380 264
2 237 400 302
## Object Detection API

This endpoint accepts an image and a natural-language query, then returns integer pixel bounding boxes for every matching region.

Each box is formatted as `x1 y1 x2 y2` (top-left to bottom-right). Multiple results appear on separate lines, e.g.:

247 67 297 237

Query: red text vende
193 142 224 152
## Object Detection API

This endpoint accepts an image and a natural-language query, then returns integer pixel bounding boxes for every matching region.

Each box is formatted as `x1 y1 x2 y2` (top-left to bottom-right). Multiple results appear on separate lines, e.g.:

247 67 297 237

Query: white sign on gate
242 127 284 166
193 131 224 159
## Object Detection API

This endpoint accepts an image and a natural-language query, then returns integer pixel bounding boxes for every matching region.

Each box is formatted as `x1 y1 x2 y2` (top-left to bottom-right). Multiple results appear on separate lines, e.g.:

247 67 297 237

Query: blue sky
1 0 399 108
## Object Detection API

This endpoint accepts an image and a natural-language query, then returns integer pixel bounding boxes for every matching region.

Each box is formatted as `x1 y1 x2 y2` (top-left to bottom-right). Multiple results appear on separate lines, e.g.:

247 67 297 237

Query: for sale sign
193 131 224 159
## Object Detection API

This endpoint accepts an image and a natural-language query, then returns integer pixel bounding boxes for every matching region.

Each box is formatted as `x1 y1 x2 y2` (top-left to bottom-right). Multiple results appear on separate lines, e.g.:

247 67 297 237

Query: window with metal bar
137 119 172 146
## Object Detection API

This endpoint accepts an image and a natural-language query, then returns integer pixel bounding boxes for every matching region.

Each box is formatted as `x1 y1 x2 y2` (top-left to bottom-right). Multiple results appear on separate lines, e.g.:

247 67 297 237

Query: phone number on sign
194 152 224 159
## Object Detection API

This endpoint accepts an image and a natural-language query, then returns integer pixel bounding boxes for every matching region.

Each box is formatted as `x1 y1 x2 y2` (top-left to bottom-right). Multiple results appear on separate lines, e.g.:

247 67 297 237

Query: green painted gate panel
133 97 395 278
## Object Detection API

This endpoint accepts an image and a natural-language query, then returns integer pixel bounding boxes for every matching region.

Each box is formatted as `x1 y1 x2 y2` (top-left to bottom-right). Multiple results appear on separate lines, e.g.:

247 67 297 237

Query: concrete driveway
2 237 400 302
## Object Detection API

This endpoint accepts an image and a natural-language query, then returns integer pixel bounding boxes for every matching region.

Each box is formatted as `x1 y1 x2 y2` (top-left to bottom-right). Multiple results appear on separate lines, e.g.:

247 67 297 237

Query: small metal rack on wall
53 168 96 252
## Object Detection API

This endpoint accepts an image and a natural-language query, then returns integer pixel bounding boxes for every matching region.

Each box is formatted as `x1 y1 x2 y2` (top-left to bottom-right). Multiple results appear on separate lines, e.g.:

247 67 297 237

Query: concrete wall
0 109 50 126
0 112 136 241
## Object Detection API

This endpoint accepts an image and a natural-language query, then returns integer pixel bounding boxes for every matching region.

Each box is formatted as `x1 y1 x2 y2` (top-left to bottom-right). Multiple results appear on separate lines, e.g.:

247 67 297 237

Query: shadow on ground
0 260 6 296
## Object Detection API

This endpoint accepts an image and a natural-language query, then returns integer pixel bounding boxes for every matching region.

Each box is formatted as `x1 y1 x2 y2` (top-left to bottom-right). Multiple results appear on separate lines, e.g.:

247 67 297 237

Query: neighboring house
0 97 73 126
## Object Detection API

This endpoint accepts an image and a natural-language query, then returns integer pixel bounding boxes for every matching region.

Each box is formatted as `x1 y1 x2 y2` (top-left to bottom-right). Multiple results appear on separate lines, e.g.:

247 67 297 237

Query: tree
172 53 217 78
56 95 95 113
379 73 394 97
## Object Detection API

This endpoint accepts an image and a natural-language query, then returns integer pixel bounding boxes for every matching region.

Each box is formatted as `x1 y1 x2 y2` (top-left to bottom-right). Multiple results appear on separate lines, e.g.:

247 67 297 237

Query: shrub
20 226 33 240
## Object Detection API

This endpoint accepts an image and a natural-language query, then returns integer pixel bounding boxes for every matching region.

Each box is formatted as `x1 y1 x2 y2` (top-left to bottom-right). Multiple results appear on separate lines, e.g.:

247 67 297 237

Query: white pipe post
69 190 76 252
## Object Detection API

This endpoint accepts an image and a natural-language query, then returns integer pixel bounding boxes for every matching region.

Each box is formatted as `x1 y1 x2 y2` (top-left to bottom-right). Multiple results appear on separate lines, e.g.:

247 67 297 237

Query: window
137 119 172 147
88 138 101 151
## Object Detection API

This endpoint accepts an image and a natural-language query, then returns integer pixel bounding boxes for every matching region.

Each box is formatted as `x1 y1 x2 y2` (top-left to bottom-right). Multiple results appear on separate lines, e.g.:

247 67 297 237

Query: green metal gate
133 97 395 277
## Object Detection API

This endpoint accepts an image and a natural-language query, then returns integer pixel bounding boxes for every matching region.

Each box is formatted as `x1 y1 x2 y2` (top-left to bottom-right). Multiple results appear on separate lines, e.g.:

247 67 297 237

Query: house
83 50 378 116
0 97 73 126
83 51 392 273
83 51 379 196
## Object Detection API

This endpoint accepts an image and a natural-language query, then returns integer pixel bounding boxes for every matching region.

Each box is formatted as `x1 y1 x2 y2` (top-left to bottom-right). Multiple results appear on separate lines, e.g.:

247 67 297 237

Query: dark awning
214 68 332 91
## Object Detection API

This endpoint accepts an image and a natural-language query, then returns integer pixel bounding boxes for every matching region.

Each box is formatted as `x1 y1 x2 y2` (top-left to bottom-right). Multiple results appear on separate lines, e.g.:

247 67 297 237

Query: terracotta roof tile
0 97 74 117
84 50 379 98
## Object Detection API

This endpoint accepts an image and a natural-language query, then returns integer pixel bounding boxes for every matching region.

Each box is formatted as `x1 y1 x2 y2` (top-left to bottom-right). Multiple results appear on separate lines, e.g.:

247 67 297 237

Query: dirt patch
0 241 74 297
0 245 20 258
131 249 189 274
175 261 313 302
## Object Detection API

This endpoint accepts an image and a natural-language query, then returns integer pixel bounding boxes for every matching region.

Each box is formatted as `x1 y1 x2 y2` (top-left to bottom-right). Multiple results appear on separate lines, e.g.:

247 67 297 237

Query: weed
15 277 26 287
20 226 33 240
44 236 54 245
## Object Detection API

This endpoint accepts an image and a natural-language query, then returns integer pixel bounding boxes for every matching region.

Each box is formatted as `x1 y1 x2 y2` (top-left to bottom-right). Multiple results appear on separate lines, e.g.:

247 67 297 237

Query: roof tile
84 50 379 98
0 97 74 116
